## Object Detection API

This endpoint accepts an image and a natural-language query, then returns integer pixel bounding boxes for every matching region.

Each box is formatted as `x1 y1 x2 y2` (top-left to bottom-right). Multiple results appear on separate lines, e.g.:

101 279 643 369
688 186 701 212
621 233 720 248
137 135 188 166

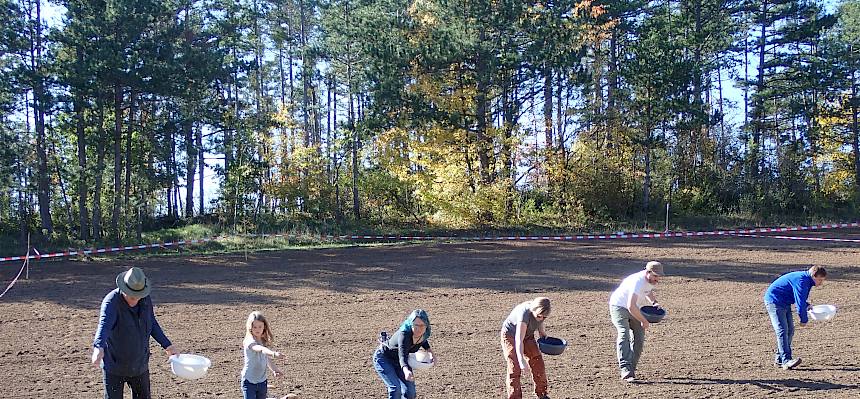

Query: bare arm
514 322 529 370
537 321 547 338
249 344 281 358
645 291 659 307
267 356 283 377
628 293 650 329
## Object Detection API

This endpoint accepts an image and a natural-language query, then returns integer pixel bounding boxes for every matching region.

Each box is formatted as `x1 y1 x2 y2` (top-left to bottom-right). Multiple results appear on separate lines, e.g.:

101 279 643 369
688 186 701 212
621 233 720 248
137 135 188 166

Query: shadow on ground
661 376 860 392
1 236 858 309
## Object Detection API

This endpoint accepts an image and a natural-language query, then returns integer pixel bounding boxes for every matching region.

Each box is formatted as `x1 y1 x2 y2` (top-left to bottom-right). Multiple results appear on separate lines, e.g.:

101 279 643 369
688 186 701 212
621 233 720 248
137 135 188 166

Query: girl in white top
241 311 283 399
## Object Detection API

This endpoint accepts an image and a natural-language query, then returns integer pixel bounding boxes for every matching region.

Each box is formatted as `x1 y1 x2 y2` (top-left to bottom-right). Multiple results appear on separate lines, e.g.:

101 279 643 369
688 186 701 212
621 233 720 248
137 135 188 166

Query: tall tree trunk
743 27 749 128
50 136 73 225
643 90 653 213
474 41 492 185
501 76 516 215
349 77 360 220
184 119 196 218
752 0 768 180
93 104 107 240
32 0 52 235
851 67 859 196
288 19 295 103
278 44 286 107
299 0 310 146
111 84 123 239
198 124 204 215
591 41 604 144
543 64 553 150
326 75 332 179
607 28 619 146
74 83 89 240
124 90 135 214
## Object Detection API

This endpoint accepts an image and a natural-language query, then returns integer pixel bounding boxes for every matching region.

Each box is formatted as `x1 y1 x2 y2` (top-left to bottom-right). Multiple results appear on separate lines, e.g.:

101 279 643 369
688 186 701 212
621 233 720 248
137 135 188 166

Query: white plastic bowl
407 350 434 370
169 354 211 380
808 304 837 321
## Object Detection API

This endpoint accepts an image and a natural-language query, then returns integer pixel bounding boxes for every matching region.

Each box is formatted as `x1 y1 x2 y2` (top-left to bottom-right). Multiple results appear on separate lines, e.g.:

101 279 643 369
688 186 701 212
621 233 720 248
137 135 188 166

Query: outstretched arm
249 343 281 358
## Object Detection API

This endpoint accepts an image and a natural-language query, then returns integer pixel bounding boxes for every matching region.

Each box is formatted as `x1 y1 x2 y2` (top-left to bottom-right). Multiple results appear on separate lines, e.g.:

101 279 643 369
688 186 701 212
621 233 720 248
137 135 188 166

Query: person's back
763 266 827 370
764 271 813 308
609 270 652 309
501 301 540 338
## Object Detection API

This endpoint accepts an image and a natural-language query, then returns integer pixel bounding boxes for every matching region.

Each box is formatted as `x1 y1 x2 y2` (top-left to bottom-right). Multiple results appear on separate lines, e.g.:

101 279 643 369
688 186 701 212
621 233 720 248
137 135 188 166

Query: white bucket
407 350 434 370
169 354 211 380
808 304 837 321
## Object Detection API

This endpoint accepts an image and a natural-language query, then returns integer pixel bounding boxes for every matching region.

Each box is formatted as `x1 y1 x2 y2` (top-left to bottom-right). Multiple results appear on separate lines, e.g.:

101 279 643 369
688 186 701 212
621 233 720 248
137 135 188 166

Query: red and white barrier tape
1 222 858 264
734 233 860 243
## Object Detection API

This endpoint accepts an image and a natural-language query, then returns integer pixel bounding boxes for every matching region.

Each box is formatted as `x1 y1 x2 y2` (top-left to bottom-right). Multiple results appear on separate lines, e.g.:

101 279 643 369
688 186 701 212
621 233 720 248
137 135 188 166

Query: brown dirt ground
1 231 860 398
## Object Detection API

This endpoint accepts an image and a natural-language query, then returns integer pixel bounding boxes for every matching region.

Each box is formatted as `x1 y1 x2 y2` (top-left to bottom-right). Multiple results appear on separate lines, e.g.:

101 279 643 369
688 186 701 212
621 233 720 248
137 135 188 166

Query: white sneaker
781 358 802 370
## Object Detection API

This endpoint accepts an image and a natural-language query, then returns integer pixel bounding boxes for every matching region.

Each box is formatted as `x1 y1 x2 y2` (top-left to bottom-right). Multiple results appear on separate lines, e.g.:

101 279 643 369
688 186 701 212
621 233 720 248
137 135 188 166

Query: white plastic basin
169 354 211 380
407 350 434 370
808 304 837 321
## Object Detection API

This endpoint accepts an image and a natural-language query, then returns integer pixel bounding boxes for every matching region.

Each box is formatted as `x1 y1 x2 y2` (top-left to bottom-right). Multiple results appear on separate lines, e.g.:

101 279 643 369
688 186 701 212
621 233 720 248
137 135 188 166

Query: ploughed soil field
2 230 860 398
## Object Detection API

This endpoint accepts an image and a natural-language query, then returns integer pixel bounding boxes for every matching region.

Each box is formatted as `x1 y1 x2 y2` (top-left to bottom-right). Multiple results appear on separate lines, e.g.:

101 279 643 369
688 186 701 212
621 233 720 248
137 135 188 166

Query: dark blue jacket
764 271 816 323
379 329 430 372
93 289 172 376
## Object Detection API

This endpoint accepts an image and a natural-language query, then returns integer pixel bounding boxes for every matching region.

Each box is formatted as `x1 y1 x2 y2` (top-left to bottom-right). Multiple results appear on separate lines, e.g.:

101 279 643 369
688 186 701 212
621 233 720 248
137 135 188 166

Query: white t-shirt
609 270 654 309
241 336 269 384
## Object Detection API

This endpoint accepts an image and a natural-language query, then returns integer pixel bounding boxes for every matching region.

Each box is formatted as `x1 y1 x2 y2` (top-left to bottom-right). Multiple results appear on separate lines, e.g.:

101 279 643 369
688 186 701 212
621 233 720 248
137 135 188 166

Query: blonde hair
529 297 551 317
245 311 274 345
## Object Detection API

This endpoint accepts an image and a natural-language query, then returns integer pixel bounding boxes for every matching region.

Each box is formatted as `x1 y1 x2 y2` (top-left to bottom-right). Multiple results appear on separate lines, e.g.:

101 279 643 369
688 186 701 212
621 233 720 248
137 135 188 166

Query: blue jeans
609 305 645 376
103 370 151 399
766 303 795 364
242 379 267 399
372 347 416 399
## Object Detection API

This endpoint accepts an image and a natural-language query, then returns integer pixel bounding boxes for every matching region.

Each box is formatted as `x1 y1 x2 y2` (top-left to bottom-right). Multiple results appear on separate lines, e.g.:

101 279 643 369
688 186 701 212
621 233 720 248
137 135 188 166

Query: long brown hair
245 311 274 345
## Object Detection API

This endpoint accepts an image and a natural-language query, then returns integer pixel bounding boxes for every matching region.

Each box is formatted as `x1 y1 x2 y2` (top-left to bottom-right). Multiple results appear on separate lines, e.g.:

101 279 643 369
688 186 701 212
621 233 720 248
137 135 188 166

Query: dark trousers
242 379 268 399
103 370 151 399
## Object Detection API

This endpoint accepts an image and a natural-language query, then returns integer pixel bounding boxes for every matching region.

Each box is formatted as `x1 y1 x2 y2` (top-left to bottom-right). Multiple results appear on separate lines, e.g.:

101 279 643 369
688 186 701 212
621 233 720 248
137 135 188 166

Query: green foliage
0 0 859 252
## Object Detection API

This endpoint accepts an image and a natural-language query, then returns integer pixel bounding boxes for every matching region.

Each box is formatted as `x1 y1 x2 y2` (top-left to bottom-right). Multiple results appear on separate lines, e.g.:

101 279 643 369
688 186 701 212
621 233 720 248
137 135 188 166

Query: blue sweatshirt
764 271 816 324
93 289 172 377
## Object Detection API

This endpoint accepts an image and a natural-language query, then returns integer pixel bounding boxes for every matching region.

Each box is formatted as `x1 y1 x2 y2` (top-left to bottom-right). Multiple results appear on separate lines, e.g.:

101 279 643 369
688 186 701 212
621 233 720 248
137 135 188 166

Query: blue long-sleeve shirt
764 271 816 324
93 289 172 376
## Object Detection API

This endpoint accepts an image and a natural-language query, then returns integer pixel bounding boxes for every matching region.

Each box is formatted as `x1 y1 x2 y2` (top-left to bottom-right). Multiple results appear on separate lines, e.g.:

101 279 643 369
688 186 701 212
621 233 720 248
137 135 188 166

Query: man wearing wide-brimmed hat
608 261 665 383
92 267 179 399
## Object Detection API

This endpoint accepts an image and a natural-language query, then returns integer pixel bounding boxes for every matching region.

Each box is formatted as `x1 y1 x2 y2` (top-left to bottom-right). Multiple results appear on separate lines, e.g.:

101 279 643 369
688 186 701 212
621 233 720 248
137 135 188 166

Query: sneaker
623 376 637 383
781 358 802 370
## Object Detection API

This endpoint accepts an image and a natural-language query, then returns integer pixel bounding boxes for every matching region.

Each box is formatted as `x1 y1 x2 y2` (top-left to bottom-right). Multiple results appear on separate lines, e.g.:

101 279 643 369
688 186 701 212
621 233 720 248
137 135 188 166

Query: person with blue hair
372 309 435 399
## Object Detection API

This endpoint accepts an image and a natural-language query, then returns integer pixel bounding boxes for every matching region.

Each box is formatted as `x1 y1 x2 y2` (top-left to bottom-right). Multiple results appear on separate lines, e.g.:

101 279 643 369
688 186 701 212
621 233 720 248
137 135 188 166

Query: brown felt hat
645 261 664 276
116 267 151 298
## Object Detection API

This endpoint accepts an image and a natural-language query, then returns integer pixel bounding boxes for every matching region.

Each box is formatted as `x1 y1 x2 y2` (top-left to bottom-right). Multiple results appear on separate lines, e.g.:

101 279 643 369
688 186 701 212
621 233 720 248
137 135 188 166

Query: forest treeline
0 0 858 245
